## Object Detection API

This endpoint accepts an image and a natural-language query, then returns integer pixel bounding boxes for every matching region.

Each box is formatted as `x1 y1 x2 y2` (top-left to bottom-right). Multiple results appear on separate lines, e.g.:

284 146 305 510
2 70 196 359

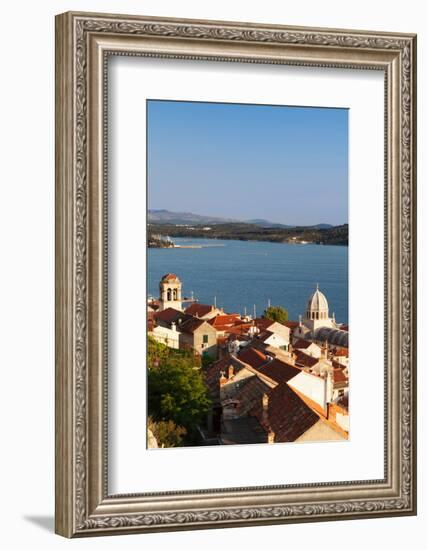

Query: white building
257 330 289 350
150 323 180 349
253 319 290 350
287 370 333 411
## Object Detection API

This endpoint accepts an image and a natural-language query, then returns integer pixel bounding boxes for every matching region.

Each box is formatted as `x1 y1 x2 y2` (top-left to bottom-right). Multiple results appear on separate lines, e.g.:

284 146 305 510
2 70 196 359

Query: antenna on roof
316 282 319 291
253 304 257 319
214 295 217 308
268 299 271 308
244 306 247 317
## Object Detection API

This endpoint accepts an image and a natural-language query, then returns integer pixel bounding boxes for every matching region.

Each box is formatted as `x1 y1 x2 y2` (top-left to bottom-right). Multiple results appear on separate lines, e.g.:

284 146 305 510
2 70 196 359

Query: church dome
305 285 329 321
307 286 329 312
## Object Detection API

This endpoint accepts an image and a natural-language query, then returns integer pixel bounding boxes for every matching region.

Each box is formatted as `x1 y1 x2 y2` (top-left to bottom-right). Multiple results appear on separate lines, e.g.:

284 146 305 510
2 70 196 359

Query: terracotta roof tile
204 356 244 401
209 314 241 328
332 359 346 369
257 359 300 384
332 347 349 357
253 318 275 331
337 394 349 409
225 323 254 335
161 273 179 282
333 367 348 384
238 346 269 369
294 350 319 369
256 330 275 342
185 303 214 317
223 375 271 417
179 316 211 335
282 320 299 330
153 307 184 323
249 383 319 442
293 338 313 350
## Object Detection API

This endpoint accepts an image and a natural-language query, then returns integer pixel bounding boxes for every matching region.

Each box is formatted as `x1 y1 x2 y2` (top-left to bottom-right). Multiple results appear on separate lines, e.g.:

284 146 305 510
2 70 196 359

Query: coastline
148 236 348 248
147 223 349 247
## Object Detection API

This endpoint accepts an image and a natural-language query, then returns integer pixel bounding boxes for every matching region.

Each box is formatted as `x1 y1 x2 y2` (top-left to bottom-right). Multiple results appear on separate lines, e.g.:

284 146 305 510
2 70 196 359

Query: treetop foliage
263 305 289 323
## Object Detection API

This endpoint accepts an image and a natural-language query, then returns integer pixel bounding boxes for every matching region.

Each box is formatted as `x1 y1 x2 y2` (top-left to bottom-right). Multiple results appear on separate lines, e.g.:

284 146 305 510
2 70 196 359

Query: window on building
203 334 209 344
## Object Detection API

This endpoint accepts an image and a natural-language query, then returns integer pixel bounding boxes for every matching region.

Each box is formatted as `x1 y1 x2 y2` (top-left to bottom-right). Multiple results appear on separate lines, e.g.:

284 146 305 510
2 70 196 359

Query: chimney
219 371 227 387
322 340 329 359
268 430 275 444
326 370 334 404
228 365 234 379
262 393 269 425
262 393 269 409
171 321 176 332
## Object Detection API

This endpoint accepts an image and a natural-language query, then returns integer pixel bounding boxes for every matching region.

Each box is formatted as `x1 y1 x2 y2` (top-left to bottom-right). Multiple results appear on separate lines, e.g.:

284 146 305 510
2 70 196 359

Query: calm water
148 238 348 324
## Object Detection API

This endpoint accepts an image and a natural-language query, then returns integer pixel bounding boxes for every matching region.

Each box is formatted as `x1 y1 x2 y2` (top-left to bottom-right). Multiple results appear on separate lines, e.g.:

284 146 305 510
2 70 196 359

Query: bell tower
159 273 183 311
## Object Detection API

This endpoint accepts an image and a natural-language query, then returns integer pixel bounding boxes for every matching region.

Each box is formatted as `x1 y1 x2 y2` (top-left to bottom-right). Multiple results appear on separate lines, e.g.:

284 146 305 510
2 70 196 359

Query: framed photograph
55 11 417 537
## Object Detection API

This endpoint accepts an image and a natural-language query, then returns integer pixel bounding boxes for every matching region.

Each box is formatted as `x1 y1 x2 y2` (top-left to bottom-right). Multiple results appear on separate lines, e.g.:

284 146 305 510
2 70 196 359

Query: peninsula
148 222 348 246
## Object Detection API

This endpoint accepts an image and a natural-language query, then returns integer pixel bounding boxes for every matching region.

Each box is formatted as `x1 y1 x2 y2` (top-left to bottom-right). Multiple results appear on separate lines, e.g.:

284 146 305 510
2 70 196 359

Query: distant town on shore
147 209 348 247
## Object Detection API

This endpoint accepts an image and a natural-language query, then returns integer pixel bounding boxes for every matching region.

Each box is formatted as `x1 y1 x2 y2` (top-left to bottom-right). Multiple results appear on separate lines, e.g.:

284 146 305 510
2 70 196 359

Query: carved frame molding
55 12 416 537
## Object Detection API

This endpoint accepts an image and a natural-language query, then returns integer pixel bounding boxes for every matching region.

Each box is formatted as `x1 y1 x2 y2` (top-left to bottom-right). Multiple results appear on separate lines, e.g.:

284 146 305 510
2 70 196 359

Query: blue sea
148 238 348 324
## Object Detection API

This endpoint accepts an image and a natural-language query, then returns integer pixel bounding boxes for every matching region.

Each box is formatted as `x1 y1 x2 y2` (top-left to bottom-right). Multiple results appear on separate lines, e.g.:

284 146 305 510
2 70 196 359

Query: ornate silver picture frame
55 11 417 537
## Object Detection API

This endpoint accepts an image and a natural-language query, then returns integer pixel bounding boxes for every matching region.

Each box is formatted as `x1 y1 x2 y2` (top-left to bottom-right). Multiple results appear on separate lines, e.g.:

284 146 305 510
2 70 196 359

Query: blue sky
147 100 348 226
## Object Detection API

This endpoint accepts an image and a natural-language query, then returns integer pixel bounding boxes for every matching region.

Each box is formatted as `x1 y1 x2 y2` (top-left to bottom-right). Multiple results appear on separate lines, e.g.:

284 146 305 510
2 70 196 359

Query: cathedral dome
305 285 329 321
307 286 329 312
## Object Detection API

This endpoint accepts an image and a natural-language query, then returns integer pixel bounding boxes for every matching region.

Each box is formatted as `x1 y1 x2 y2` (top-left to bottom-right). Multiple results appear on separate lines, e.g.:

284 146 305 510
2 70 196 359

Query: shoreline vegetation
148 222 348 248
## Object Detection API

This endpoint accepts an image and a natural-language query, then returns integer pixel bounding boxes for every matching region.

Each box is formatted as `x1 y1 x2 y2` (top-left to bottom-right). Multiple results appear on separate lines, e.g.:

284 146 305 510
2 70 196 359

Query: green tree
147 338 210 433
148 335 202 367
201 353 215 369
263 305 289 323
148 416 187 448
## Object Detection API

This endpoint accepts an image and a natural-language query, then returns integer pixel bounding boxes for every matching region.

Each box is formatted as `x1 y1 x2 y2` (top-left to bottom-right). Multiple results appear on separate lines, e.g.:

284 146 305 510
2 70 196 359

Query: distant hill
148 209 237 225
148 209 334 229
246 218 292 228
309 223 333 229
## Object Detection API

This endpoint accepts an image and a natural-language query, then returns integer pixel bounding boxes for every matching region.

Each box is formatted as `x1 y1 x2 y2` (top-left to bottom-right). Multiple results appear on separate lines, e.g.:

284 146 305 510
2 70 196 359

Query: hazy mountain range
148 209 333 229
